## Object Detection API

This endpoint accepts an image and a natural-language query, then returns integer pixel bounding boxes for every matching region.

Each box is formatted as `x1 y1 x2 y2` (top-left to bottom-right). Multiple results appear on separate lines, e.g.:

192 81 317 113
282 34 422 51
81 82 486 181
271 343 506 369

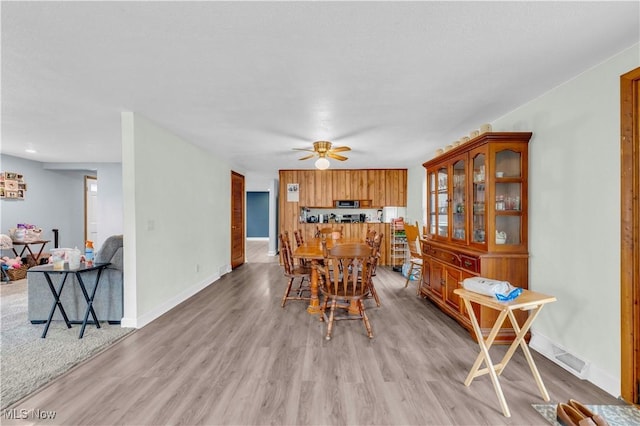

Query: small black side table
11 240 50 264
29 262 111 339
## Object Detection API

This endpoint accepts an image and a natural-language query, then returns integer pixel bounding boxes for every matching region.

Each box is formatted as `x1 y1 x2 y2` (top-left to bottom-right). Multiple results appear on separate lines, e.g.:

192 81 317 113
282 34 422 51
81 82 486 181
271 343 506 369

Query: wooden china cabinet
421 132 531 343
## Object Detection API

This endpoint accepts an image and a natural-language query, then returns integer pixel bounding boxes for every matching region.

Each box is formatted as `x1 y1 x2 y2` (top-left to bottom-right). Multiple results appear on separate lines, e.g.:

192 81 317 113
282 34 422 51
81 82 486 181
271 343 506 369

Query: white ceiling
2 1 638 178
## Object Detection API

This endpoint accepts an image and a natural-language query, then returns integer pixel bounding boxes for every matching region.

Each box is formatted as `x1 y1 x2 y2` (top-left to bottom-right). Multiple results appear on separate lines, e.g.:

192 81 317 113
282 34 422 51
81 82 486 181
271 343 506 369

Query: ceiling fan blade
298 153 316 161
292 148 315 152
330 146 351 152
328 153 348 161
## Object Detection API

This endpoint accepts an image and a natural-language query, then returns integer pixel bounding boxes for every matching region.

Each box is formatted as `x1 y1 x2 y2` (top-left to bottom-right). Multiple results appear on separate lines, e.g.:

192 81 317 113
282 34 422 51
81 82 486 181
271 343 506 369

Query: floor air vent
551 344 589 378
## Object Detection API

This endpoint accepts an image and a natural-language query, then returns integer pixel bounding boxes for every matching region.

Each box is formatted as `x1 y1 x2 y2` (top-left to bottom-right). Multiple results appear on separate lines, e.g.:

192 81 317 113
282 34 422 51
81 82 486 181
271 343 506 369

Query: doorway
84 176 98 244
231 171 245 269
620 67 640 405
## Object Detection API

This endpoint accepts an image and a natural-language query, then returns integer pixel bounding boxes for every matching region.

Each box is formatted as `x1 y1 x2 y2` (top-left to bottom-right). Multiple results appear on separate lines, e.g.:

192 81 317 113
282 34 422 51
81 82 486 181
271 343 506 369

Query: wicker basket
6 265 28 281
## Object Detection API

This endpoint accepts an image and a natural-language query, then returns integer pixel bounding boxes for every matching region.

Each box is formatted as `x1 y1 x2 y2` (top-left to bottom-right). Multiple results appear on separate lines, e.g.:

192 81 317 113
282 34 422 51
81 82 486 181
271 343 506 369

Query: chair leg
359 300 373 339
369 281 381 307
325 299 337 340
320 293 330 322
296 276 308 297
281 277 294 308
404 261 414 288
404 262 421 289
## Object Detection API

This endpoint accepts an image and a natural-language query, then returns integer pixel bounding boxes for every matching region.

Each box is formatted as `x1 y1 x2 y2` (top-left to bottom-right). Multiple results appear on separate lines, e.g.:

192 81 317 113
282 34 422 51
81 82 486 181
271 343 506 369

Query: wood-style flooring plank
3 262 622 425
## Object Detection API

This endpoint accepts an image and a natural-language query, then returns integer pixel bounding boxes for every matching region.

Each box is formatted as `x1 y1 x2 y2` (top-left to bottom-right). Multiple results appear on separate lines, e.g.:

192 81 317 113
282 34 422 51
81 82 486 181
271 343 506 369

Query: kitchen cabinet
370 169 407 207
279 168 406 265
421 132 531 343
297 170 334 207
282 169 406 208
314 170 333 207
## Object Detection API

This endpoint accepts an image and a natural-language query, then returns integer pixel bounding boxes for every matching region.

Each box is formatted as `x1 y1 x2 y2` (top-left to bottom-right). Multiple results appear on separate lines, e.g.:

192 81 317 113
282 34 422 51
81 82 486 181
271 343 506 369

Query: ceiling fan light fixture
315 157 330 170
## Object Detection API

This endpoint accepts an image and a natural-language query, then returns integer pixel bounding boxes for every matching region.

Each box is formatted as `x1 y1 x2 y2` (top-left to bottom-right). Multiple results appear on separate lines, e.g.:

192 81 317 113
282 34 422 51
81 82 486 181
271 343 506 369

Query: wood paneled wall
278 169 407 266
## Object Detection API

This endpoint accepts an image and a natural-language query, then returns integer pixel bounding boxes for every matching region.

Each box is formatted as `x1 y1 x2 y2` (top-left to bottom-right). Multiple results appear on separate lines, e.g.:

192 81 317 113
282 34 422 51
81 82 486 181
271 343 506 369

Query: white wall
121 112 232 328
406 165 426 230
492 43 639 397
0 155 89 250
95 163 123 249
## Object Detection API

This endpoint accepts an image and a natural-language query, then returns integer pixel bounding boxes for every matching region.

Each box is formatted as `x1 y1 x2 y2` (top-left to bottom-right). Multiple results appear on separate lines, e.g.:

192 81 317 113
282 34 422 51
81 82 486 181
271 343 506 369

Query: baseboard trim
121 272 220 329
530 331 620 398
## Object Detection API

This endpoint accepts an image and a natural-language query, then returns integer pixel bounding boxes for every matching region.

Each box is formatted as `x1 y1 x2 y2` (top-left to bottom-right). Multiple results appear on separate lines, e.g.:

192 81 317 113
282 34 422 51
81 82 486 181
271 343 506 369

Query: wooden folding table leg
505 307 550 401
461 298 511 418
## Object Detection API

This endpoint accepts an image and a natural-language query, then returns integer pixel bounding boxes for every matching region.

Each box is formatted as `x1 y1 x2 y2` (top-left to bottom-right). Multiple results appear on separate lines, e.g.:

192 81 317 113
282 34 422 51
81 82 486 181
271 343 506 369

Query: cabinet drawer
425 246 461 268
460 255 479 272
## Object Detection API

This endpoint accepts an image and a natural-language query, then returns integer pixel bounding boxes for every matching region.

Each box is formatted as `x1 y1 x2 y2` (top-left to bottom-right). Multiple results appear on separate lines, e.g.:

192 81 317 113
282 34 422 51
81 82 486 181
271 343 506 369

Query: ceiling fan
293 141 351 169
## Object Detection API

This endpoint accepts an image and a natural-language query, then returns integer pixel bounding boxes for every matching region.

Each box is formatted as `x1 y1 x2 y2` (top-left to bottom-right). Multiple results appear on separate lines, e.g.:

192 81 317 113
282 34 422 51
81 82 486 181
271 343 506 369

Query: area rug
0 279 134 409
532 403 640 426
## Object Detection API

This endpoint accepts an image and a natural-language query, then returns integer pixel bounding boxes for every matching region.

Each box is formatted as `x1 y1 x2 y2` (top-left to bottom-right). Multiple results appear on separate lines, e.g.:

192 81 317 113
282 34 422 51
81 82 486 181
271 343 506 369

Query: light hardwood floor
3 252 620 425
246 239 279 264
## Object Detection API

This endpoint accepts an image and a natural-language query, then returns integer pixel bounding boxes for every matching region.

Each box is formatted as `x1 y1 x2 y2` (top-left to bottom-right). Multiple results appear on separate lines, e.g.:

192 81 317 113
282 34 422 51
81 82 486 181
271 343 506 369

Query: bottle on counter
85 240 94 266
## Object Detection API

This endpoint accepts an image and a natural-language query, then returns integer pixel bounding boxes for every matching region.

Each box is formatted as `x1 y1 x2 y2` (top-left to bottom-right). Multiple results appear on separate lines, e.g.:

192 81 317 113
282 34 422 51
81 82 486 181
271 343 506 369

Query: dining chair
279 232 311 307
403 222 423 294
366 233 384 307
293 229 307 266
317 242 375 340
315 225 344 239
365 228 377 246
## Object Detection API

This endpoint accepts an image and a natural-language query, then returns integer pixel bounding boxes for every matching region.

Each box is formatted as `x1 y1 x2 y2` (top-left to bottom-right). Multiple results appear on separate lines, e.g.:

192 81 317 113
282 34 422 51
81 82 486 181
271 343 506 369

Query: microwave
335 200 360 209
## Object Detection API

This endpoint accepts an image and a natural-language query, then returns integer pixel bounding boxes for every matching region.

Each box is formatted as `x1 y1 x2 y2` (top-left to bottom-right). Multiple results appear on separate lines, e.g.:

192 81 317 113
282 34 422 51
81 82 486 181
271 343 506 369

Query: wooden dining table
293 237 364 314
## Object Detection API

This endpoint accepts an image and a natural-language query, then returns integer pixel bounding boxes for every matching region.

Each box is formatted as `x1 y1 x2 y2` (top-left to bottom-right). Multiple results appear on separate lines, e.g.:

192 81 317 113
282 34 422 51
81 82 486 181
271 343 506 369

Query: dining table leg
306 259 321 314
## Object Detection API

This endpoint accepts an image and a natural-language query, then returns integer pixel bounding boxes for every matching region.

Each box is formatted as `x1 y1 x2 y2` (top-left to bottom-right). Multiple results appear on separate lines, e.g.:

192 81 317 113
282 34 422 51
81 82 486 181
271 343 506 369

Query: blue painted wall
246 192 269 238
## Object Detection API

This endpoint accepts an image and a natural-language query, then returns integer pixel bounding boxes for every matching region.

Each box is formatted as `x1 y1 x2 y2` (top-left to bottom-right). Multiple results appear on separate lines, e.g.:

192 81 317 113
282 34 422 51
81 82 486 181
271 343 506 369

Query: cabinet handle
463 260 472 267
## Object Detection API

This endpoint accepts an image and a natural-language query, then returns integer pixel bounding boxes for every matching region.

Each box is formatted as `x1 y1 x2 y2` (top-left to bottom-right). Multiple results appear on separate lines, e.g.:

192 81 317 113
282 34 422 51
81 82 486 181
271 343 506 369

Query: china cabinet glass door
472 153 486 244
436 167 448 238
428 171 437 235
494 149 523 246
451 159 466 242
